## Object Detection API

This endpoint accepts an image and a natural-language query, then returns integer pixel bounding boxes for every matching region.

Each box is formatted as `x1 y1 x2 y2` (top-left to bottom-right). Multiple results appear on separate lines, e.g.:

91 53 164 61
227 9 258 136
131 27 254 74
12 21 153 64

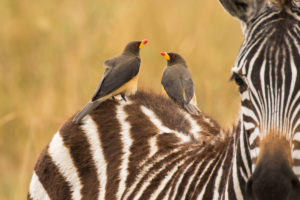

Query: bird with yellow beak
73 39 148 124
160 51 200 115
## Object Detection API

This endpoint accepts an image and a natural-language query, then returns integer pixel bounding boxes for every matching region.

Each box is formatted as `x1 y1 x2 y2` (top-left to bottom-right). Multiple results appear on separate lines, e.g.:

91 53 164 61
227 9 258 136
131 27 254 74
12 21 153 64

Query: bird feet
121 94 127 101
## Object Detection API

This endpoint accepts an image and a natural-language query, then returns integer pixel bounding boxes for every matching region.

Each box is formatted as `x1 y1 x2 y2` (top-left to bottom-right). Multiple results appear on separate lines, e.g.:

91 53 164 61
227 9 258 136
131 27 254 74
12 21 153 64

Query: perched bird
73 39 148 124
160 51 200 115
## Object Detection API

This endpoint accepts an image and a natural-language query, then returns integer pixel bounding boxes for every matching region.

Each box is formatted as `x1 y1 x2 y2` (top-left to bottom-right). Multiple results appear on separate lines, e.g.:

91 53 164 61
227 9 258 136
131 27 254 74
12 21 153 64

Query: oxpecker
160 51 200 116
73 40 148 124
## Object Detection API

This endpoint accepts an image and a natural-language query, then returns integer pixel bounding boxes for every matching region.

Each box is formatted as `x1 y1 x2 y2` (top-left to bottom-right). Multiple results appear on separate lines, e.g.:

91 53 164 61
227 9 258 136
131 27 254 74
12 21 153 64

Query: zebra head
220 0 300 199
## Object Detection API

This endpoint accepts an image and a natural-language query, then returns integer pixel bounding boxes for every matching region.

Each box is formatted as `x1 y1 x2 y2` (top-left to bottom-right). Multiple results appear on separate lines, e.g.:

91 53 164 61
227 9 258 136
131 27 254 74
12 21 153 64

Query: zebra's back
28 91 230 200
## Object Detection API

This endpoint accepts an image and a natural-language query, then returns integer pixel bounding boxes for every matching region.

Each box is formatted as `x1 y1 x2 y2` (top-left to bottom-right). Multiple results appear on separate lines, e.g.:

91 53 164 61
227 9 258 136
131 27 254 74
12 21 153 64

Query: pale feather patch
191 93 198 106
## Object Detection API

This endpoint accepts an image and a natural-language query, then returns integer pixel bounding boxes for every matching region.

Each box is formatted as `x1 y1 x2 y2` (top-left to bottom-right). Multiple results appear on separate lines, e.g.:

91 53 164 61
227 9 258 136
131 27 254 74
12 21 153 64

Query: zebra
28 0 300 199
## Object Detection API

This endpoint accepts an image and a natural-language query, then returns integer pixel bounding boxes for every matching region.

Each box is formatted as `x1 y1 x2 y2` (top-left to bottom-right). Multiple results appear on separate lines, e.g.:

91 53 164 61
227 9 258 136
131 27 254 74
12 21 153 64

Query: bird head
123 39 148 56
160 52 186 66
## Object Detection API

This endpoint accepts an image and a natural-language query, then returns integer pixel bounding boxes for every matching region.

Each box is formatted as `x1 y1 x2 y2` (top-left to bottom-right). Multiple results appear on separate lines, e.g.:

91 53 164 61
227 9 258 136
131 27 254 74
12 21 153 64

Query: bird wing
91 65 112 100
181 70 194 104
104 56 119 68
92 57 140 101
93 55 125 94
161 66 194 106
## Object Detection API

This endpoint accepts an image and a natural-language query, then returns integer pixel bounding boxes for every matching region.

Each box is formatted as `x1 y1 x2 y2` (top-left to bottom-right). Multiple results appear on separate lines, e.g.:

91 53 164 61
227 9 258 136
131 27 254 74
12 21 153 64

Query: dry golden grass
0 0 243 199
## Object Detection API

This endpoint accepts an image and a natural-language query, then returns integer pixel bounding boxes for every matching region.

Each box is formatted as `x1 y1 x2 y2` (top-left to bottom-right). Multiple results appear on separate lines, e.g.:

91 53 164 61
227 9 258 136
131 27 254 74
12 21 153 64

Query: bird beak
160 51 170 61
139 39 148 49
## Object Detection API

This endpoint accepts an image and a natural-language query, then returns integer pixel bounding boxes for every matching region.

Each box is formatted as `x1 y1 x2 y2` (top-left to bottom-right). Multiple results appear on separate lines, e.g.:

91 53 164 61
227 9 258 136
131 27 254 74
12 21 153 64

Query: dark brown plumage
73 40 148 124
160 52 200 116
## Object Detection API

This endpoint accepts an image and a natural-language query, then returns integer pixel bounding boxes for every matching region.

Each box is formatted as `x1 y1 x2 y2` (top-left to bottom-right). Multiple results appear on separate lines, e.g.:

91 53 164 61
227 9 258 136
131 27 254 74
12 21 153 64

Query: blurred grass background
0 0 243 199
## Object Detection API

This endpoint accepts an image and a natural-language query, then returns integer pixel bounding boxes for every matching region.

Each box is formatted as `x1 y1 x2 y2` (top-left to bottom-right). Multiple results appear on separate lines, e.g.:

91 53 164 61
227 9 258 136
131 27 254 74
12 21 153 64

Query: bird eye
230 72 246 88
172 55 175 58
136 44 139 47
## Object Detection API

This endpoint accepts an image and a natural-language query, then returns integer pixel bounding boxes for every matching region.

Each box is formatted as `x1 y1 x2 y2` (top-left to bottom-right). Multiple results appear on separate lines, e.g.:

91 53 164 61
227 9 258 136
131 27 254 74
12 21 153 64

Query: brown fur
60 120 100 199
269 0 291 7
129 90 221 140
34 146 72 200
256 132 292 166
30 90 226 199
247 132 300 199
122 103 157 189
89 100 122 200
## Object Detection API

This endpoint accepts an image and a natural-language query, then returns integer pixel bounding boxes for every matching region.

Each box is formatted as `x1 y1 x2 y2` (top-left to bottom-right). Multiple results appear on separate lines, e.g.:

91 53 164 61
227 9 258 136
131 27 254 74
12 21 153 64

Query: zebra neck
224 121 252 200
189 121 252 200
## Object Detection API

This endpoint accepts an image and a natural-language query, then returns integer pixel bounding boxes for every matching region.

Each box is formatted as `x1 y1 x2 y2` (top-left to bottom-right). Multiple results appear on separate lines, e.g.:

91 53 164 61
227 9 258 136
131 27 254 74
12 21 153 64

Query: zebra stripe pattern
233 2 300 172
28 0 300 199
29 92 232 200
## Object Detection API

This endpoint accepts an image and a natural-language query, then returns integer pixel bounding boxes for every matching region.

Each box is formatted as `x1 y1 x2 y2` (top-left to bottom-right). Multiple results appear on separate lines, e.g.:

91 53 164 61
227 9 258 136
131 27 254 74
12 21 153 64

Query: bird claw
121 94 127 101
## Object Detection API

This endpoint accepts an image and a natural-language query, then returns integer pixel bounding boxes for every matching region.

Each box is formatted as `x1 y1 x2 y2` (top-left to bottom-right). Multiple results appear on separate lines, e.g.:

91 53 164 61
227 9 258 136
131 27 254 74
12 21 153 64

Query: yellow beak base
163 53 170 61
139 39 148 49
139 42 144 49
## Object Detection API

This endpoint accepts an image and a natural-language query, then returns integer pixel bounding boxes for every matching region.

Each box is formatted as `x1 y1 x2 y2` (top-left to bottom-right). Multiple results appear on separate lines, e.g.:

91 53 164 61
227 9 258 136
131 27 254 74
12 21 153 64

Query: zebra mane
72 90 223 142
269 0 292 6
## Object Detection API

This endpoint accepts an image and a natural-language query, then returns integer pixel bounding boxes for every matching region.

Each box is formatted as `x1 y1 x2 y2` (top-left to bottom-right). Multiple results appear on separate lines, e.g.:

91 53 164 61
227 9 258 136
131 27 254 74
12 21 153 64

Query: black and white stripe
28 92 245 200
28 0 300 199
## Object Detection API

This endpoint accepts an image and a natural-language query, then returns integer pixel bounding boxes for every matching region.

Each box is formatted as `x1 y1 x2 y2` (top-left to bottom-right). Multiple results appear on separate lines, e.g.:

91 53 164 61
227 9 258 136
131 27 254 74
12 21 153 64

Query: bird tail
184 103 201 116
73 101 102 124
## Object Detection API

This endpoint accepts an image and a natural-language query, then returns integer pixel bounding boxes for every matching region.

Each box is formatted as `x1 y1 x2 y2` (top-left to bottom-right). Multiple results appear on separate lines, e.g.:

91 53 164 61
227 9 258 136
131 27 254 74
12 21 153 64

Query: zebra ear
219 0 266 22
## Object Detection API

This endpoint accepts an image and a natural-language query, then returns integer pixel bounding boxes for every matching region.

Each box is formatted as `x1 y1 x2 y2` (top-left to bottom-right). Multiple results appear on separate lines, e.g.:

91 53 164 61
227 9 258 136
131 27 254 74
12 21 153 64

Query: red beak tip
143 39 148 44
160 52 166 56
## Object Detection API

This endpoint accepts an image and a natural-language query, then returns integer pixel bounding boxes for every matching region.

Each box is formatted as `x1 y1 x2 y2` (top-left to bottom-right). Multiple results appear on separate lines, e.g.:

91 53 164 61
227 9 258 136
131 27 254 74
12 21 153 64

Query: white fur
140 106 191 143
149 159 186 200
212 151 228 200
116 101 133 199
183 112 203 140
29 172 50 200
198 157 222 200
250 147 260 159
293 132 300 142
292 150 300 160
81 116 107 200
180 159 205 199
170 161 195 200
148 137 158 159
48 132 82 200
249 128 259 146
